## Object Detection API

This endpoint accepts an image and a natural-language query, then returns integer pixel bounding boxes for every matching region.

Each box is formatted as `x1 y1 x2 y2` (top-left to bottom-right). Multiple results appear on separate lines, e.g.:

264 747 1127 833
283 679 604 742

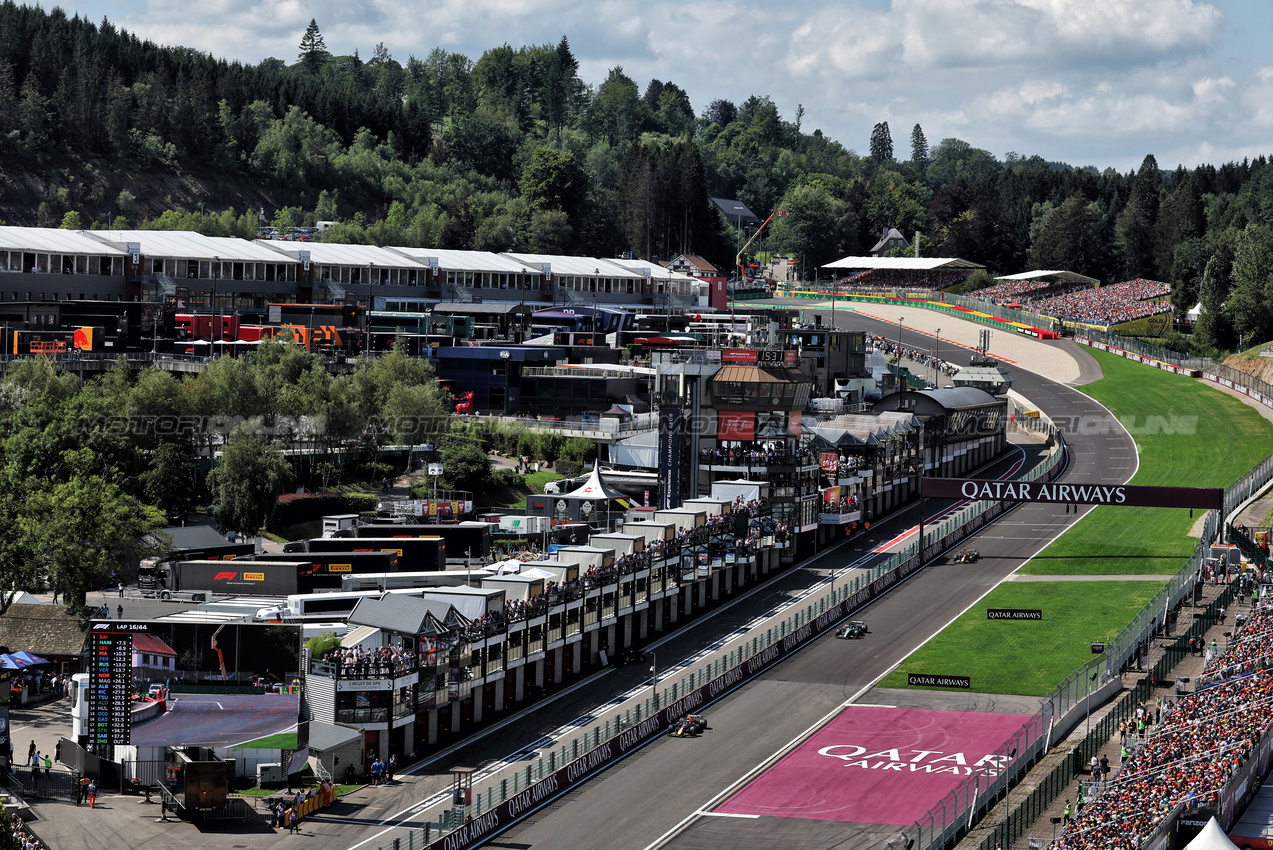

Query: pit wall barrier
381 430 1071 850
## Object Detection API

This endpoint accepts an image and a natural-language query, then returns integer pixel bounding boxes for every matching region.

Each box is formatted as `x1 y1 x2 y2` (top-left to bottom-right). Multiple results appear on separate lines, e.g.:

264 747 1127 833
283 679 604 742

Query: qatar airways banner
921 477 1223 509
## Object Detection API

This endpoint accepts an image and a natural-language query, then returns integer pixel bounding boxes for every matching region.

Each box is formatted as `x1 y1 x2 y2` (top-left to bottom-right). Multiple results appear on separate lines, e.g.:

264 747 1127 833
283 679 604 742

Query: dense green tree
703 99 737 127
440 439 492 493
520 148 589 217
588 67 643 146
1224 224 1273 346
771 181 853 272
22 472 164 606
1029 195 1112 279
869 122 893 162
1169 236 1210 314
298 19 329 73
139 442 200 510
210 430 294 536
910 124 929 171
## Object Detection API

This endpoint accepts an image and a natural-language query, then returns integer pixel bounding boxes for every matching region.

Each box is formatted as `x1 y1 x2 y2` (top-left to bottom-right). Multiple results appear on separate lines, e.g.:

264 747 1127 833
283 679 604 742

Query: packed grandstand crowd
1057 586 1273 849
973 278 1081 304
1056 670 1273 849
968 278 1172 326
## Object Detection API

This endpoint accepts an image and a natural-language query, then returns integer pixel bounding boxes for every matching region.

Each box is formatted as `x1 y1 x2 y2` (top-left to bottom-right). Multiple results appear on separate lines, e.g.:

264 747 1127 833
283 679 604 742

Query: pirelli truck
138 555 405 600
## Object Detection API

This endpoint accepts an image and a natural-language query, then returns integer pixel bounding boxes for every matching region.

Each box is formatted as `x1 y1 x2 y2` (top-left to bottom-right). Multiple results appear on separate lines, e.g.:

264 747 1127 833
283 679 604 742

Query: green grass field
882 348 1273 695
1021 351 1273 575
879 582 1162 695
236 732 299 749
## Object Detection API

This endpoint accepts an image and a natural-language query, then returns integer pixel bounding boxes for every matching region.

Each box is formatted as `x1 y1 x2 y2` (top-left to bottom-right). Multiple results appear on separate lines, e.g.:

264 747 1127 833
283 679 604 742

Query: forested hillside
3 3 1273 350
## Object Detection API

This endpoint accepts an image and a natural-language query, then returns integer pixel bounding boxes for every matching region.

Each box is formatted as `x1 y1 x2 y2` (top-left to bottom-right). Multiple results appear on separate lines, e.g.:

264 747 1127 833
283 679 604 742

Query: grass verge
884 349 1273 695
879 582 1162 695
1020 350 1273 576
236 732 299 749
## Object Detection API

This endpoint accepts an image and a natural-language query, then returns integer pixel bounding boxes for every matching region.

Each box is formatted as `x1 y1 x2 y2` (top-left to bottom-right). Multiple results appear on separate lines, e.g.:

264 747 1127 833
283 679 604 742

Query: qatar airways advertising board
921 477 1223 509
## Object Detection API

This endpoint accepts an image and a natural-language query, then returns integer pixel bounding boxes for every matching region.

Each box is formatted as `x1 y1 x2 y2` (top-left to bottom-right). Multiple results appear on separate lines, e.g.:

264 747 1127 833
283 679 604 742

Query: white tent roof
563 462 627 499
505 252 646 280
386 247 540 275
610 258 698 283
1186 817 1238 850
489 559 528 575
257 240 427 269
89 229 271 261
994 269 1099 286
823 256 984 271
711 479 766 503
0 227 128 256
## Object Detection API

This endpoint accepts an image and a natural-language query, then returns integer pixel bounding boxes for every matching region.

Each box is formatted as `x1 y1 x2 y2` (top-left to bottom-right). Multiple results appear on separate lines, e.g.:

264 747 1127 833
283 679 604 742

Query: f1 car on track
668 714 709 737
953 549 980 563
835 620 869 639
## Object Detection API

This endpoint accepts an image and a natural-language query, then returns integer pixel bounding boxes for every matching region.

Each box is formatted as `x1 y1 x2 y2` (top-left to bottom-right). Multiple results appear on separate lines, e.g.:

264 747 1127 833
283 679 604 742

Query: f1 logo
213 571 237 581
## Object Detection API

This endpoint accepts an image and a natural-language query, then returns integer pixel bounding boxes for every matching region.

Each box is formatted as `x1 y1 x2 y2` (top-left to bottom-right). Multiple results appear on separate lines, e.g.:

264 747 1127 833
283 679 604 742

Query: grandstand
820 256 983 291
976 270 1100 306
967 271 1172 327
1028 278 1171 326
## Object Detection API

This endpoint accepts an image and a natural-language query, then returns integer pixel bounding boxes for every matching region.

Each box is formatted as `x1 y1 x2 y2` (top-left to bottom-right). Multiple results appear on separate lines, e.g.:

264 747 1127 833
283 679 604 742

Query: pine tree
298 19 329 73
870 121 893 162
910 123 929 170
0 61 16 136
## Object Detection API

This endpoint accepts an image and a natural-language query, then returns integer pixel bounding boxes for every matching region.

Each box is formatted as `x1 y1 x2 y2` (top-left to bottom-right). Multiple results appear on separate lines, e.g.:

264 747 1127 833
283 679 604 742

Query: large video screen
87 621 302 749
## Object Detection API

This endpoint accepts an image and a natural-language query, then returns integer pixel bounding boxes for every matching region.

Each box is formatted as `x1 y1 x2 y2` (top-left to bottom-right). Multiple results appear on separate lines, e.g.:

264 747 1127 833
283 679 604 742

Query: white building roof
610 258 698 282
504 252 646 280
822 256 984 271
0 227 128 255
993 269 1099 286
203 236 301 263
87 229 281 262
256 240 427 268
386 247 539 275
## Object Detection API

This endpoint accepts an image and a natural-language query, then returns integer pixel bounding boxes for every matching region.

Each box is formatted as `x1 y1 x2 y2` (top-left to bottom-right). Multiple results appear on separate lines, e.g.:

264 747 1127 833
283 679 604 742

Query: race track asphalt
130 692 299 747
469 315 1137 850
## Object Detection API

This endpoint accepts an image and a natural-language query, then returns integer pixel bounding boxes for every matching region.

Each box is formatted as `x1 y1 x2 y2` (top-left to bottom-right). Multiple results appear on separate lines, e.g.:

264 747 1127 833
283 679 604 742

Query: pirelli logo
243 572 265 581
329 563 352 573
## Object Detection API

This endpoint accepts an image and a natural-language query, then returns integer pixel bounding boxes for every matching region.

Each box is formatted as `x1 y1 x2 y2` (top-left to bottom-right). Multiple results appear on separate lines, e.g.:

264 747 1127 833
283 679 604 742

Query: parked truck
354 521 491 560
239 551 400 590
137 558 356 599
304 536 447 571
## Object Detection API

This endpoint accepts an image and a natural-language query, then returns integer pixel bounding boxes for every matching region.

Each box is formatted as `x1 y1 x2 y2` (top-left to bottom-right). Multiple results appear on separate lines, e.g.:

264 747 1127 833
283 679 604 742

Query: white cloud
1241 67 1273 127
788 0 1223 83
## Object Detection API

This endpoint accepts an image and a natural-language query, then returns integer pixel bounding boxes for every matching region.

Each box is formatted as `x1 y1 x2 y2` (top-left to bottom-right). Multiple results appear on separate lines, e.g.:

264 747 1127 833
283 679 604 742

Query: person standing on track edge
88 778 97 808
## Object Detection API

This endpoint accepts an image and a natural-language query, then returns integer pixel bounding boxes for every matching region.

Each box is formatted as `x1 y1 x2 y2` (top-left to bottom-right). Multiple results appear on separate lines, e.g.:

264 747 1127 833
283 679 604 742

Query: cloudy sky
57 0 1273 171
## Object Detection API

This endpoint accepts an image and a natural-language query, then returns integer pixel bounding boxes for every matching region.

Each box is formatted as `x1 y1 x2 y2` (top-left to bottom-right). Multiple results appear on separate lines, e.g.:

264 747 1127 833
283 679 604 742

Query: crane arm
736 210 789 283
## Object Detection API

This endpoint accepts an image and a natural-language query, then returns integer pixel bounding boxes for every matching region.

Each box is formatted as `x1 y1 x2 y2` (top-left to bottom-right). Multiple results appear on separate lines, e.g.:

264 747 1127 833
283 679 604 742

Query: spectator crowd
980 279 1172 327
869 333 960 381
1056 671 1273 849
1058 587 1273 849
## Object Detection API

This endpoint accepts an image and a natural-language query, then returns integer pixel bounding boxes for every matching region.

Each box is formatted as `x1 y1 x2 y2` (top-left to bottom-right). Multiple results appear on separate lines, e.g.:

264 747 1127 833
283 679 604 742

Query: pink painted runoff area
716 706 1037 825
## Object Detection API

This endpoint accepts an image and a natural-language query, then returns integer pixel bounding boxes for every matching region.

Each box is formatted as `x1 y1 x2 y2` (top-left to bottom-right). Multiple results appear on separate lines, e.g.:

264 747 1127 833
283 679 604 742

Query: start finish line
921 477 1223 509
